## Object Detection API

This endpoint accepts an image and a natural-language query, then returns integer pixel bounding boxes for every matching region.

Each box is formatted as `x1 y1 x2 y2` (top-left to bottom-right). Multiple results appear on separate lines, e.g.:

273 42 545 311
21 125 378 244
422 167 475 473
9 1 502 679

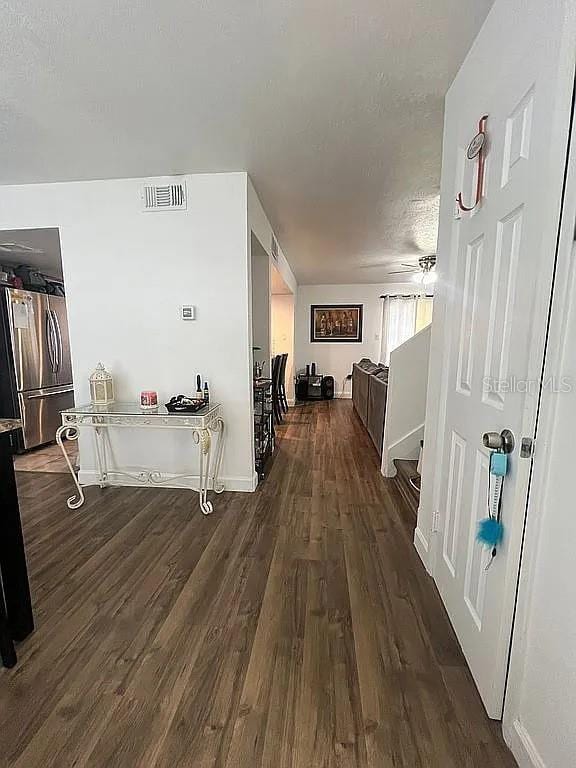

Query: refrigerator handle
45 309 57 374
45 309 53 372
52 310 63 373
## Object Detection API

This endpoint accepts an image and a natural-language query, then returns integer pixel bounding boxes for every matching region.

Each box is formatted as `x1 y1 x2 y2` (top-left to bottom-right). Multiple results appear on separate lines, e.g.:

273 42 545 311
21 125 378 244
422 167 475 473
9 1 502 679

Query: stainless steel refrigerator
0 287 74 450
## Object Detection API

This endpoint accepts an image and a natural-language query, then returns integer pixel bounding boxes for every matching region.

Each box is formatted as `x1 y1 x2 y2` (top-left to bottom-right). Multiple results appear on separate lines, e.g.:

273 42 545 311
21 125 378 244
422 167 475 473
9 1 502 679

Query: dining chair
279 353 289 413
271 355 283 424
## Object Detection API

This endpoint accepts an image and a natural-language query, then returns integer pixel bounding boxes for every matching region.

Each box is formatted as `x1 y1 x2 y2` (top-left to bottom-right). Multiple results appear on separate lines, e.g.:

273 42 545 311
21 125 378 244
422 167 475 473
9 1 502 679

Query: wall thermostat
181 305 196 321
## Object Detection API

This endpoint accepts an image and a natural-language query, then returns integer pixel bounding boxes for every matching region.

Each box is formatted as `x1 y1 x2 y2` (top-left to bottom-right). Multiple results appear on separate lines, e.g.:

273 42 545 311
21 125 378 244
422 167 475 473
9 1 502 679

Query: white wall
0 173 257 491
503 247 576 768
271 293 295 402
247 178 297 295
381 324 431 476
295 283 415 397
506 353 576 767
503 49 576 768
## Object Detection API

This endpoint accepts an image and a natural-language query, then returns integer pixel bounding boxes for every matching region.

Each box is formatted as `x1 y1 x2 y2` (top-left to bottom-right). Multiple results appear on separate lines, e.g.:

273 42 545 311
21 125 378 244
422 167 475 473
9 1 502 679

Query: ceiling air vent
142 182 187 211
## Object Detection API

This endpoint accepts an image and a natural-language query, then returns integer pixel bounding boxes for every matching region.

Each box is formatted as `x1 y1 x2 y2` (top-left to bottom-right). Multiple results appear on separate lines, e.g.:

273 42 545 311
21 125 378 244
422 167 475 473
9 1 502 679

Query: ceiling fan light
423 270 438 285
412 272 425 284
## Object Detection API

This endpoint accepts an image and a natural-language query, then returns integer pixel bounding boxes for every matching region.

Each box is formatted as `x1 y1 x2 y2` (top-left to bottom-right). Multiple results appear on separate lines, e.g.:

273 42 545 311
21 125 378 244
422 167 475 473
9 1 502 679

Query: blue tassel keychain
477 516 504 547
477 451 507 565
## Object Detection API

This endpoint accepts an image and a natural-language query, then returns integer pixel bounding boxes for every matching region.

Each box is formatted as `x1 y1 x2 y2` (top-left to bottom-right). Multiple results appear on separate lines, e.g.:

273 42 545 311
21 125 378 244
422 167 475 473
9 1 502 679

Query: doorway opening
271 264 295 406
0 228 76 474
250 233 271 378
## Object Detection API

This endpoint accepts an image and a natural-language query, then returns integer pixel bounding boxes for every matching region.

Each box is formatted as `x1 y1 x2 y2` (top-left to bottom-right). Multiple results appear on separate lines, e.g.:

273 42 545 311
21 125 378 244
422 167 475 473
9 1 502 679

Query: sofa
352 359 388 456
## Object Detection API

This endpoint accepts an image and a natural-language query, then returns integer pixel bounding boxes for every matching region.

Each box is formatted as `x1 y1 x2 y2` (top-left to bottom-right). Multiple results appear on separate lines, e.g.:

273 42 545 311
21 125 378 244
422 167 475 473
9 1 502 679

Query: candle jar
140 390 158 410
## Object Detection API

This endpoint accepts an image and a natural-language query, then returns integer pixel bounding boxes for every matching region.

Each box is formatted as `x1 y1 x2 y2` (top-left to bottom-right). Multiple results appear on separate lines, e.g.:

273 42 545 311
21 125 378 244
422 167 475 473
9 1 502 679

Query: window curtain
380 295 433 365
380 297 416 365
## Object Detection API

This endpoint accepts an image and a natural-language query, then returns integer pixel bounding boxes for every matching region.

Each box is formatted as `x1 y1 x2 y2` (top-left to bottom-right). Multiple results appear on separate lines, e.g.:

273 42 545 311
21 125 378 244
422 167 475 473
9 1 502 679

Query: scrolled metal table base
55 408 225 515
55 425 85 510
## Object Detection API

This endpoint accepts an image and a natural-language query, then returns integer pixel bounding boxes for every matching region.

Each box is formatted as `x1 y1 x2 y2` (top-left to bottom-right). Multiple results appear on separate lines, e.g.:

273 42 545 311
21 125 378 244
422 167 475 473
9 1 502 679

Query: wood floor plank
14 441 78 474
0 401 516 768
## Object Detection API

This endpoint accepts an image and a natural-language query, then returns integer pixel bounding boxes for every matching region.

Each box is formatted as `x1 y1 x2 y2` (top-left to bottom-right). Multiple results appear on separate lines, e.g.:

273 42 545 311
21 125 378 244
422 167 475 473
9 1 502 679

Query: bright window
415 296 434 332
380 295 433 365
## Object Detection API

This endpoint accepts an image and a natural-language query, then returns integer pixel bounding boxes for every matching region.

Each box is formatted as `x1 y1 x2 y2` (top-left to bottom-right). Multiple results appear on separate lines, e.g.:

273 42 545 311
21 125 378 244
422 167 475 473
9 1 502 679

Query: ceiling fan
388 254 437 285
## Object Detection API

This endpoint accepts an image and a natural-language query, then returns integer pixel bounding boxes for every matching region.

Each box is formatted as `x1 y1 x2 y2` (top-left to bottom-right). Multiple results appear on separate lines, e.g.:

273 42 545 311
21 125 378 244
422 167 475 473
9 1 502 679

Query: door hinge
520 437 535 458
432 510 440 533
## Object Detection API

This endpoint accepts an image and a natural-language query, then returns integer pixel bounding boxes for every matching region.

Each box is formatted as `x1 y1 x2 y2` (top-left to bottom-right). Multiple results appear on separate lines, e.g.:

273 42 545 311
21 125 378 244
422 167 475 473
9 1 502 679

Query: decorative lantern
89 362 115 405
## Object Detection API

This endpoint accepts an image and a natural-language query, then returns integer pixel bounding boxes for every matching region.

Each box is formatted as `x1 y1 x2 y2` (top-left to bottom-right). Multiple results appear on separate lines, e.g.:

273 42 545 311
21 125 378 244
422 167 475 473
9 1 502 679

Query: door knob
482 429 515 454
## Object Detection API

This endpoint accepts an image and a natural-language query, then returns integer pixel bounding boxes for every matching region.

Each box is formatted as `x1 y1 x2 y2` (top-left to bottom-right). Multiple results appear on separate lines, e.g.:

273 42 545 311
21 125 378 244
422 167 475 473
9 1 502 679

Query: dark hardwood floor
13 440 79 474
0 400 515 767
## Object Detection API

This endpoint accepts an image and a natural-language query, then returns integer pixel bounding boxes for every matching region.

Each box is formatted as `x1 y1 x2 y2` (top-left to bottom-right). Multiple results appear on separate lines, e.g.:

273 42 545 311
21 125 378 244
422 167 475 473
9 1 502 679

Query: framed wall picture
310 304 363 343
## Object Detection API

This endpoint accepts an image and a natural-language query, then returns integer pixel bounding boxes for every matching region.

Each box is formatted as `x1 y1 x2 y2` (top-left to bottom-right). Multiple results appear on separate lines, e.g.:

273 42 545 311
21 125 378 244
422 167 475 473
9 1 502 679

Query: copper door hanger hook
457 115 488 213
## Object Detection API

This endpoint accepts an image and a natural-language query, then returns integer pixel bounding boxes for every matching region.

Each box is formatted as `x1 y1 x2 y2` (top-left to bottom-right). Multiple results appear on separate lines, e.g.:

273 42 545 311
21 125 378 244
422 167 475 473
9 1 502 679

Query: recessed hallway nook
0 401 514 768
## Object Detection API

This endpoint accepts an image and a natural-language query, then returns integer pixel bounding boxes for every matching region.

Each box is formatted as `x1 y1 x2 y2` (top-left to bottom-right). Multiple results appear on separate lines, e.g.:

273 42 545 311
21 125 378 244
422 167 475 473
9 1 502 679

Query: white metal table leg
55 425 85 510
195 428 213 515
93 426 109 488
210 417 225 494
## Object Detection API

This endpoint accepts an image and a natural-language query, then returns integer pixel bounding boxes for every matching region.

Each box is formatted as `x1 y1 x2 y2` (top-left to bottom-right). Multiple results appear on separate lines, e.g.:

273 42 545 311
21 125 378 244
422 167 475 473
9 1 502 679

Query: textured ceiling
0 0 493 284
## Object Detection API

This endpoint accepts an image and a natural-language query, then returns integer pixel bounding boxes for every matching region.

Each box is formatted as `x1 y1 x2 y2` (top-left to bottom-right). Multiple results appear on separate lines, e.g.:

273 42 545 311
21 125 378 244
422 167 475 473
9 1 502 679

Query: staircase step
393 459 420 518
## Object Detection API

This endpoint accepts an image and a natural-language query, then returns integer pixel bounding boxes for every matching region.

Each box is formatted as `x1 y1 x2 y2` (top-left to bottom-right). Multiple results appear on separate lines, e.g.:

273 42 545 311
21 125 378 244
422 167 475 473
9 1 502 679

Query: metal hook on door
456 115 489 213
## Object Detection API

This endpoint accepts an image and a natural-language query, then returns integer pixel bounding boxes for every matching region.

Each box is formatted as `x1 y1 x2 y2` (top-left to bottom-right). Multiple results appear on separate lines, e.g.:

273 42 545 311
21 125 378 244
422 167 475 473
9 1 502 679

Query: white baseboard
504 719 546 768
382 462 398 478
78 469 258 493
336 391 352 399
413 525 432 573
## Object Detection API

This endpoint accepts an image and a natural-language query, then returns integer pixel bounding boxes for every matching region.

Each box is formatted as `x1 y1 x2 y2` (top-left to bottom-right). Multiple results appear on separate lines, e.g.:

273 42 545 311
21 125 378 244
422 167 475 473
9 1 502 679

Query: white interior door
434 0 575 718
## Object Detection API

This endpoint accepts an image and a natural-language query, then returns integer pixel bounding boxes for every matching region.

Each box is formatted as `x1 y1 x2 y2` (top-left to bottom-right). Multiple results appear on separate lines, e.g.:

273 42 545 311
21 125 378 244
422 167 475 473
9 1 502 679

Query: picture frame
310 304 363 343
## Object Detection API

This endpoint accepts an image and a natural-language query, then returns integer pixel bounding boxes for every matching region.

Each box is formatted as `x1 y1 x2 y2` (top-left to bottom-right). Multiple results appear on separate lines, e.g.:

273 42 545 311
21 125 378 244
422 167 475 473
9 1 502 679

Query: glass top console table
56 403 225 515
